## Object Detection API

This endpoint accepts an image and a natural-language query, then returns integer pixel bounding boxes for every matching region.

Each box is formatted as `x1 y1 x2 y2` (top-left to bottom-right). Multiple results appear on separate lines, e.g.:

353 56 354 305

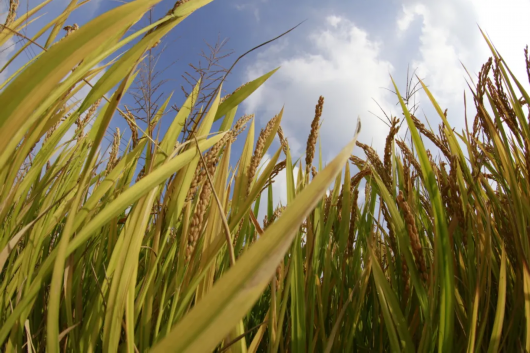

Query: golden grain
410 114 451 160
383 117 399 180
247 115 279 195
3 0 19 29
305 96 324 171
276 125 289 154
356 141 391 190
219 82 250 105
397 190 428 281
107 128 121 172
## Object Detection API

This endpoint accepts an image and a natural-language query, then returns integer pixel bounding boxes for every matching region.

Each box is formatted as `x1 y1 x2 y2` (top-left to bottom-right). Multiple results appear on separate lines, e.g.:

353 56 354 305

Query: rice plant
1 0 530 351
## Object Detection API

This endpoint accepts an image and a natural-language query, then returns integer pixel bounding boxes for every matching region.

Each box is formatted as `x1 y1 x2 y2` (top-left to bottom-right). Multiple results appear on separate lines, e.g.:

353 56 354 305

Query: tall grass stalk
0 0 529 351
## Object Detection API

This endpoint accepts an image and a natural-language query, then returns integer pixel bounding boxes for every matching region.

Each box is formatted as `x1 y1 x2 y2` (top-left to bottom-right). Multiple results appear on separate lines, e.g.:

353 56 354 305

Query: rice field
1 0 530 351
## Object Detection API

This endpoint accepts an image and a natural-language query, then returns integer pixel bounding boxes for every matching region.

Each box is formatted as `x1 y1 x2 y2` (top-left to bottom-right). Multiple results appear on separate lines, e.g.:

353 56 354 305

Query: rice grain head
63 24 79 37
247 115 279 195
383 117 400 179
3 0 19 29
397 190 428 282
277 126 289 154
219 82 250 105
305 96 324 172
107 128 121 173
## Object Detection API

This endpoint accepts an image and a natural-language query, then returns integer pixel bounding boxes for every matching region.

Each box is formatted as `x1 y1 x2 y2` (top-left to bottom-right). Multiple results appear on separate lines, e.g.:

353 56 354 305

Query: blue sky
2 0 530 208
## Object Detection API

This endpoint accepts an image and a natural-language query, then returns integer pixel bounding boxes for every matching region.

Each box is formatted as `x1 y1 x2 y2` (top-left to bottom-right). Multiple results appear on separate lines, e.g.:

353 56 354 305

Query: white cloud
243 15 395 163
327 15 342 28
471 0 530 85
396 4 417 32
398 2 478 106
242 0 530 218
397 0 530 130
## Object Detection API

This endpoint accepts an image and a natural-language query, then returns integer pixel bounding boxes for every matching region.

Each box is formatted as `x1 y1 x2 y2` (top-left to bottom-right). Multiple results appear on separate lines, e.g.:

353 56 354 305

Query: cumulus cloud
327 15 342 28
243 15 396 163
397 0 530 129
396 5 416 33
241 0 530 218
